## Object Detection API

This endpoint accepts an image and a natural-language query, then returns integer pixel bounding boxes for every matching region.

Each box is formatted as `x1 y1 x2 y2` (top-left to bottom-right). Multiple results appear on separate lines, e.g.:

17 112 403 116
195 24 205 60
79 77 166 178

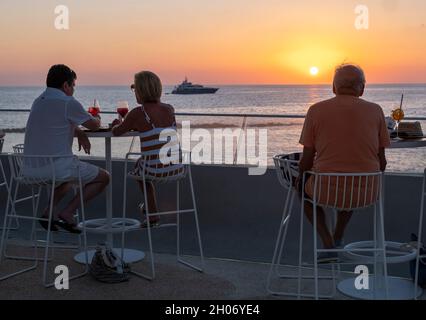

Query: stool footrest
78 218 141 234
343 241 417 264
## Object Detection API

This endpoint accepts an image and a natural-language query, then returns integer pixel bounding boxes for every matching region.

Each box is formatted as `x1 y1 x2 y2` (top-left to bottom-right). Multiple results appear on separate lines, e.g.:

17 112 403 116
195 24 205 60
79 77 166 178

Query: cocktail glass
88 99 101 117
117 101 129 121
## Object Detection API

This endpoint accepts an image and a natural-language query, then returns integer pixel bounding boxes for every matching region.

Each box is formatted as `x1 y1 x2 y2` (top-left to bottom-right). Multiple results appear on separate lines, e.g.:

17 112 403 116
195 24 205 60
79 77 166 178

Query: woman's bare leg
137 180 159 220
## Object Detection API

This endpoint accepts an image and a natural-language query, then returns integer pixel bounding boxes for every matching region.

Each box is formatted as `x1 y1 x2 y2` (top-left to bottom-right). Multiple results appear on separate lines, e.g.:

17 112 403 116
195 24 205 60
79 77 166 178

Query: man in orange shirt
298 64 390 263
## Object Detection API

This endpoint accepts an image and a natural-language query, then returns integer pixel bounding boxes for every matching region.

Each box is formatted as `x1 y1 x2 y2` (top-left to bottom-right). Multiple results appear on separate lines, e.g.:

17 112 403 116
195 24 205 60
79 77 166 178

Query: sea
0 84 425 173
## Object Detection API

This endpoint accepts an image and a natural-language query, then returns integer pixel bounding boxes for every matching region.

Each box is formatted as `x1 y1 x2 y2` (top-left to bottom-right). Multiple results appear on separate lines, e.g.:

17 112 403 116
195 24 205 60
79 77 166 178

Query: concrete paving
1 243 424 300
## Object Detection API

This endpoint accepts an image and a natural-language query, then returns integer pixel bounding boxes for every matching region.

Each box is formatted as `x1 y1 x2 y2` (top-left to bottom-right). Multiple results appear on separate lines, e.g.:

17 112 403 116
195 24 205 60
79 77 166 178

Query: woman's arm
112 109 137 136
167 104 177 125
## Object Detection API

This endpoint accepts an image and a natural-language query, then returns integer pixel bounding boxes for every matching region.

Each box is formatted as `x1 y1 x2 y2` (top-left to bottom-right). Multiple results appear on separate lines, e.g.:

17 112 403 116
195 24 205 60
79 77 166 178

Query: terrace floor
1 242 424 300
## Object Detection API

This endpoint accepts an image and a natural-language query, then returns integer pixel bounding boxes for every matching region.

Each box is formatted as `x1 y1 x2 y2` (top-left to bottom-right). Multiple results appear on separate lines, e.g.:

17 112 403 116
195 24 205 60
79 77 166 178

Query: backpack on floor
89 244 131 283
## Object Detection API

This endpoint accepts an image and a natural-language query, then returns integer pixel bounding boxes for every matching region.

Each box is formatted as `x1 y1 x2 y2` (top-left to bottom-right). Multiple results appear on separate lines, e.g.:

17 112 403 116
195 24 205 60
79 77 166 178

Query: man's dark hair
46 64 77 89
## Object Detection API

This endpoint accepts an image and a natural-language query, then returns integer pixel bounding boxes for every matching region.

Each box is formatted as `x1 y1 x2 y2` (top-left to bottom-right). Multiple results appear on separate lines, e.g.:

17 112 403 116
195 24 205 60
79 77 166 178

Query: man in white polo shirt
24 64 110 233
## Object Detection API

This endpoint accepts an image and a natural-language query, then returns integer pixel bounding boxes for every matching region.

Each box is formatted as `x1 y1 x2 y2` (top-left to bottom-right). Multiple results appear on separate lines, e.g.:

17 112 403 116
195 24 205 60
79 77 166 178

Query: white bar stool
301 171 389 300
121 146 204 280
414 169 426 299
0 153 89 287
267 154 337 299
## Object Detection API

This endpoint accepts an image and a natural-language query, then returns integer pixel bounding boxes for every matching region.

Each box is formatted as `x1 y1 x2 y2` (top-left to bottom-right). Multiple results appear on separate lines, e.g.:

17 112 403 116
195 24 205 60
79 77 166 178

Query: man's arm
299 146 316 176
74 126 84 138
378 147 387 172
377 106 390 172
298 106 316 187
81 118 101 131
74 127 92 154
66 99 101 131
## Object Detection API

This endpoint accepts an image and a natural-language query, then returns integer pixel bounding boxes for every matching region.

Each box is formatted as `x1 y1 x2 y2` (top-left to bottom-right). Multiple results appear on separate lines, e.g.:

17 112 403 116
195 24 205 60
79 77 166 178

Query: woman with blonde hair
112 71 177 227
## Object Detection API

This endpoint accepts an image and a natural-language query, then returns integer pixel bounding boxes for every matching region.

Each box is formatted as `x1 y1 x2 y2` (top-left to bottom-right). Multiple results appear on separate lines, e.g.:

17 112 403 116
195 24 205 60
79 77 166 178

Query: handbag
89 244 131 283
409 234 426 288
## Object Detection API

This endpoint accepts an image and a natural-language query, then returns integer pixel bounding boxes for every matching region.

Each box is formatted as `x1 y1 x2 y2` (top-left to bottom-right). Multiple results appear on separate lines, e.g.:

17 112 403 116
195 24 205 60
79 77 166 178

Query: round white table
337 241 423 300
74 130 145 264
337 138 426 300
337 276 421 300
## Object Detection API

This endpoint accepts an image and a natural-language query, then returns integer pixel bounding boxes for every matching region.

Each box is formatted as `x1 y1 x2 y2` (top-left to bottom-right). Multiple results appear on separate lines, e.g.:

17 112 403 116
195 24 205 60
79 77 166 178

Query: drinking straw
399 94 404 110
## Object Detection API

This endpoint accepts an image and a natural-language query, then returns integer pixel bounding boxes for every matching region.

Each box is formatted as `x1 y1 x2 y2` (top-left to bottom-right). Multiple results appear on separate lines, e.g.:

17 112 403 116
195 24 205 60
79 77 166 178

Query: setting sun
310 67 319 76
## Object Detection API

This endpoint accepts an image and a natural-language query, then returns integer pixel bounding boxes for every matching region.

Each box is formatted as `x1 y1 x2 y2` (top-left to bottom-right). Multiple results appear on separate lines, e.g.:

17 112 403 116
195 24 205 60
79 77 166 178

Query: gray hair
333 64 366 95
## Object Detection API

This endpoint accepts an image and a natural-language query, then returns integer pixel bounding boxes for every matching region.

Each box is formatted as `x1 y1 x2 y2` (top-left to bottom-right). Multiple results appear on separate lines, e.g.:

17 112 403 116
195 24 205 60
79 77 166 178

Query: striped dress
132 106 185 181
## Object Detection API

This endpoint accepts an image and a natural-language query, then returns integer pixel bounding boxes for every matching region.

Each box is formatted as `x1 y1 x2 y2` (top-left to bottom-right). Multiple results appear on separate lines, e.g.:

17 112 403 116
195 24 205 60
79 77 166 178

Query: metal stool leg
0 180 38 280
177 166 204 272
414 171 425 300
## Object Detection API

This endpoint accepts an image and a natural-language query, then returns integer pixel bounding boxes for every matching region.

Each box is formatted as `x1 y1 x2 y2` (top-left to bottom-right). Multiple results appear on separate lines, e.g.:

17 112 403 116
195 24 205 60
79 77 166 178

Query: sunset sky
0 0 425 85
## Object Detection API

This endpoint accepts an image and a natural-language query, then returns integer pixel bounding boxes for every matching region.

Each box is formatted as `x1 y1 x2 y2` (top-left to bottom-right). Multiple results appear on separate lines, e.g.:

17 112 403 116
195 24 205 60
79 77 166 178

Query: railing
1 109 425 171
0 109 425 120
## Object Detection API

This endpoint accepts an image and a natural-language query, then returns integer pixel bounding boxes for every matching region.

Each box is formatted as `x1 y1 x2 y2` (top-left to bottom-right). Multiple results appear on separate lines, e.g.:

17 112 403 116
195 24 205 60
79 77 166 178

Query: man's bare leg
304 202 334 249
333 211 353 243
42 182 74 219
57 169 110 224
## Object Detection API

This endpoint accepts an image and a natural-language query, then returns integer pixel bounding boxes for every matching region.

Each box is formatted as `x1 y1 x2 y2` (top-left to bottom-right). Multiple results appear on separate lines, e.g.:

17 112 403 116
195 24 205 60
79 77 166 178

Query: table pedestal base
74 248 145 264
338 276 423 300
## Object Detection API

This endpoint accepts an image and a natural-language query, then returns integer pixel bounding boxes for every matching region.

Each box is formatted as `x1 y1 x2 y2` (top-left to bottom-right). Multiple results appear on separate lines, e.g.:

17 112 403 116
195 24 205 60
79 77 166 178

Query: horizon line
1 82 426 88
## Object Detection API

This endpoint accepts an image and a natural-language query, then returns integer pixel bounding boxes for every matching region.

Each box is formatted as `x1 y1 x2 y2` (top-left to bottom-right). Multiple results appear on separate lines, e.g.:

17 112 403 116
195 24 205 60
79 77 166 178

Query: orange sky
0 0 425 85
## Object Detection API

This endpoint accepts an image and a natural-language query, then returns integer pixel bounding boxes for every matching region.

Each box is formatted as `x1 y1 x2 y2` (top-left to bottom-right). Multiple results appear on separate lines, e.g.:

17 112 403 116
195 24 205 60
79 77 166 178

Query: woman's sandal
140 218 161 228
139 203 160 228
